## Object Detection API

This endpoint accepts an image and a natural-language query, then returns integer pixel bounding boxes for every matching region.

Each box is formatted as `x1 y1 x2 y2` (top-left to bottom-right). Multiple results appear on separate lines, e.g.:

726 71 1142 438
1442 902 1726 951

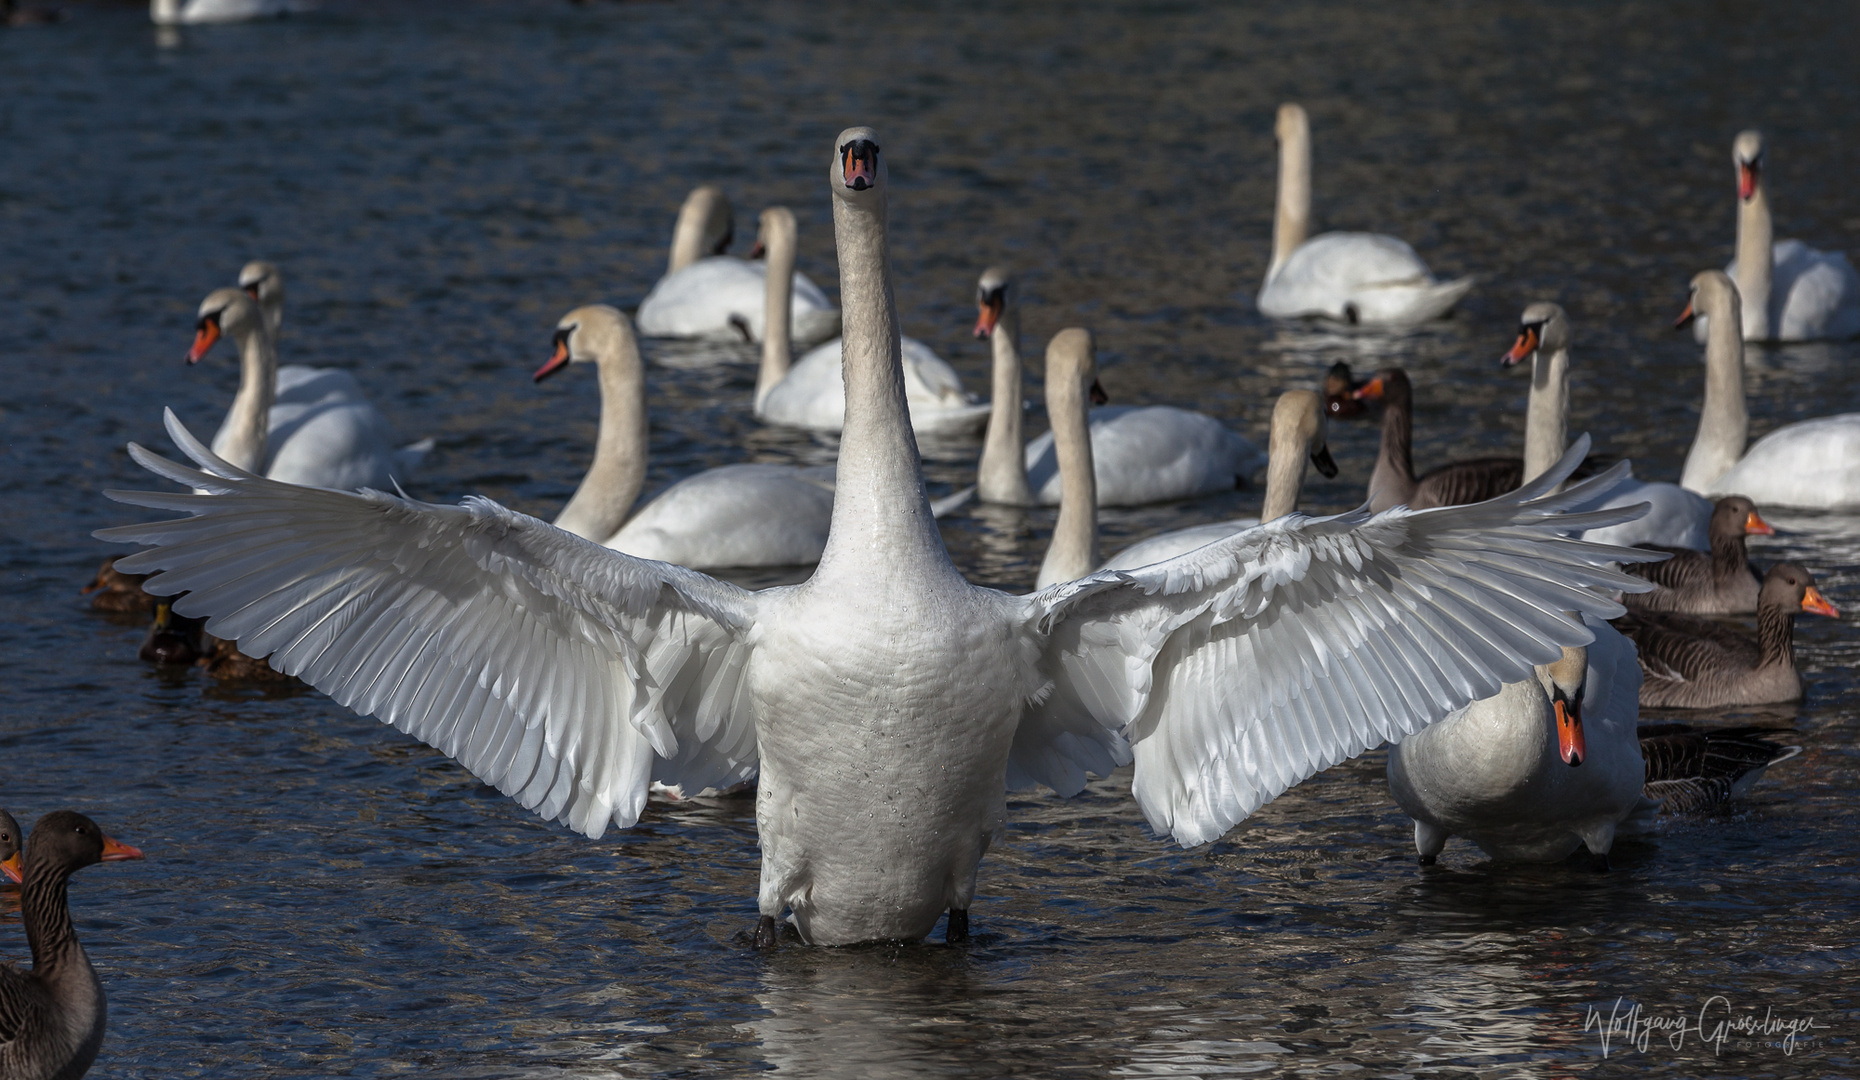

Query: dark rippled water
4 1 1858 1076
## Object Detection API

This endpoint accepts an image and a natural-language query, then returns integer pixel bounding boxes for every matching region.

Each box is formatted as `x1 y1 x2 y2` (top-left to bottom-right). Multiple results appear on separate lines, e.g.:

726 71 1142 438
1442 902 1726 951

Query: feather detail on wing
97 410 761 838
1019 435 1669 847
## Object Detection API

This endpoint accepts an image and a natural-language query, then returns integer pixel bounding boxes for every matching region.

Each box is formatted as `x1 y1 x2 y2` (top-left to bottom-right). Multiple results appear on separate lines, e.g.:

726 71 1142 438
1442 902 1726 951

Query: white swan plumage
635 187 840 347
1255 103 1473 326
103 127 1657 947
151 0 309 24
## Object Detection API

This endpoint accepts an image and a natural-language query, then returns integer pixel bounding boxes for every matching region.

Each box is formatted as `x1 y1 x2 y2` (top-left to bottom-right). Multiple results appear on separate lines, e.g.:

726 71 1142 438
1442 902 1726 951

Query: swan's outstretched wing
98 411 761 838
1020 436 1667 847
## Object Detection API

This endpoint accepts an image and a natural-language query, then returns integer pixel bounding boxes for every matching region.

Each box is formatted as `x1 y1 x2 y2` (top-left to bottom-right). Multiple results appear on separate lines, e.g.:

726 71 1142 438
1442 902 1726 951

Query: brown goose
0 809 19 886
1637 724 1801 813
1322 361 1364 420
1613 562 1840 708
80 558 154 615
0 811 143 1080
1353 367 1528 511
1621 496 1773 615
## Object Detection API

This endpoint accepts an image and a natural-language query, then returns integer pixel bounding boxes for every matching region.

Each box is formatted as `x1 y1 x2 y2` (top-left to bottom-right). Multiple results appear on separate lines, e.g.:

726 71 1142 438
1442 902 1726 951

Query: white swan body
1691 131 1860 343
189 287 429 492
1679 270 1860 508
106 128 1659 947
1575 476 1712 550
151 0 309 24
1022 406 1264 507
759 334 990 435
1256 104 1473 326
636 256 840 347
1388 619 1646 863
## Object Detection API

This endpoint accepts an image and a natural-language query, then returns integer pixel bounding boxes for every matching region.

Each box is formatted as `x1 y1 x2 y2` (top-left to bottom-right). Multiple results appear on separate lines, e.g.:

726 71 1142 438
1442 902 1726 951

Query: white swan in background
1255 103 1474 326
1678 271 1860 509
151 0 309 24
635 186 840 347
186 286 430 491
239 260 286 341
972 268 1262 506
105 127 1654 948
754 208 989 435
1691 130 1860 343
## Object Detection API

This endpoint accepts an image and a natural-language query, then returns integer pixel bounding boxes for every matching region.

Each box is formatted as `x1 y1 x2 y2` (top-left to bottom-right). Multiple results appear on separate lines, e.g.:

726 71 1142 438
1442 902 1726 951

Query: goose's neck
1367 389 1417 509
1680 305 1748 493
1036 373 1097 587
552 353 648 543
975 309 1031 506
1712 528 1751 578
815 193 948 576
753 227 797 411
21 868 81 975
1735 186 1773 341
1756 602 1796 670
1268 124 1311 283
218 325 278 474
1522 345 1570 485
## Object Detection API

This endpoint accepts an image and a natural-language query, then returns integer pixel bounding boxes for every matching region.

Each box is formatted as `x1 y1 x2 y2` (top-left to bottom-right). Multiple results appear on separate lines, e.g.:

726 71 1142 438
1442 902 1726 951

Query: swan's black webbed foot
1589 851 1611 873
945 908 969 943
754 915 780 949
1417 853 1437 866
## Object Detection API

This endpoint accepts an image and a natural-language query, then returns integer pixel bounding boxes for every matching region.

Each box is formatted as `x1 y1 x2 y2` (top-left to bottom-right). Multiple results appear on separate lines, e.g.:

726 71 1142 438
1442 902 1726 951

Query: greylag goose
1637 723 1801 813
0 809 18 885
1620 496 1772 615
1613 562 1840 708
101 127 1656 947
1354 368 1531 511
0 811 143 1080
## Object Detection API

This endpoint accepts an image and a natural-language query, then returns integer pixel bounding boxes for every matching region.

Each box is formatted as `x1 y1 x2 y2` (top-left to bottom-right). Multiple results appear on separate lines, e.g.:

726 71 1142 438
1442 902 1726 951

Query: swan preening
1256 103 1474 326
1691 130 1860 343
1678 271 1860 509
186 272 432 492
636 188 841 348
103 128 1667 946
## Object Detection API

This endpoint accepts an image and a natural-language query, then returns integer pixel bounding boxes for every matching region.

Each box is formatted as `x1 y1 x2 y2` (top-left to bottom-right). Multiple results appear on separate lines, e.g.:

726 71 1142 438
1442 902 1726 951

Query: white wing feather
98 411 761 838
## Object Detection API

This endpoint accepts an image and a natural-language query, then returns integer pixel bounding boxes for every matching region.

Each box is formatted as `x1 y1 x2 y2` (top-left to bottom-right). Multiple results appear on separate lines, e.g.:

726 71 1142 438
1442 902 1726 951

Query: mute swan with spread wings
103 128 1655 947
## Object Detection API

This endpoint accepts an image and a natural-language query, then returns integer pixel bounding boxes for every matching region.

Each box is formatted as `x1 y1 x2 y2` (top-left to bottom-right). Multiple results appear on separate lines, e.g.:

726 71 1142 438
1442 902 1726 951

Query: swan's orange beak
1744 509 1775 536
243 284 261 301
1 852 19 883
1554 689 1585 767
533 332 571 383
840 139 879 190
1738 161 1759 202
1802 587 1841 619
974 296 1003 339
1351 375 1386 402
1501 324 1539 367
1674 301 1697 330
1089 379 1109 406
101 835 144 862
186 316 222 364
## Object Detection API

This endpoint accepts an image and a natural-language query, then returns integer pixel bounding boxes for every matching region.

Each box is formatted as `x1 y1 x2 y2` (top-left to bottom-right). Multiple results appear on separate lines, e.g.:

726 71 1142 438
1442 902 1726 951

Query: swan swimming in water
104 127 1657 947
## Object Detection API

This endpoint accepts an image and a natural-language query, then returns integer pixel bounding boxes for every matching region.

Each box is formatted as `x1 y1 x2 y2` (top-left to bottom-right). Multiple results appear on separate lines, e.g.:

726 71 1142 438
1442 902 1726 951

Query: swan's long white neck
552 342 648 543
1681 291 1748 493
814 186 948 578
1735 183 1773 342
1522 345 1570 485
1036 351 1097 587
1268 115 1312 283
975 306 1031 506
1260 409 1311 524
214 323 278 475
754 217 797 411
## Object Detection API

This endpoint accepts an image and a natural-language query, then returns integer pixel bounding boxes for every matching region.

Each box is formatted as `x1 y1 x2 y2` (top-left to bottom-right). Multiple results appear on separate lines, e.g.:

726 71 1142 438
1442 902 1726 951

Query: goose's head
1272 389 1338 479
1712 495 1773 539
833 127 886 205
0 808 20 884
534 304 635 382
1764 562 1841 620
1539 645 1588 767
18 811 143 886
1045 327 1108 406
974 266 1012 339
1674 270 1739 331
238 260 283 306
1732 129 1764 202
186 287 265 363
1321 362 1365 419
1274 102 1309 144
748 206 797 260
1501 302 1570 367
1349 366 1411 408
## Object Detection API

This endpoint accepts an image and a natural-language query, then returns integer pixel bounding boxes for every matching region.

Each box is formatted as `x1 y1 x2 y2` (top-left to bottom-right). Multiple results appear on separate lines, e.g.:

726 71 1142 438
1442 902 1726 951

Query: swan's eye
840 140 880 190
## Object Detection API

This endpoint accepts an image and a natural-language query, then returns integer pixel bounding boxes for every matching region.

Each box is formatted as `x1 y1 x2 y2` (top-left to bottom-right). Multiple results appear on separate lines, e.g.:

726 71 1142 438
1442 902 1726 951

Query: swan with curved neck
1676 270 1860 508
636 189 840 347
1257 103 1474 326
105 126 1661 948
1692 130 1860 343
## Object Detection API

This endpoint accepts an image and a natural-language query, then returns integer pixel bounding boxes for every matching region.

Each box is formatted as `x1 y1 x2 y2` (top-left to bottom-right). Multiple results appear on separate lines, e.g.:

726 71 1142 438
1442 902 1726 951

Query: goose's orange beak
1351 375 1386 402
1 852 20 883
533 334 571 383
1801 587 1840 619
1744 509 1775 536
1674 301 1697 330
974 296 1003 339
1738 162 1759 202
1502 324 1539 367
186 317 222 364
1554 690 1585 767
101 835 144 862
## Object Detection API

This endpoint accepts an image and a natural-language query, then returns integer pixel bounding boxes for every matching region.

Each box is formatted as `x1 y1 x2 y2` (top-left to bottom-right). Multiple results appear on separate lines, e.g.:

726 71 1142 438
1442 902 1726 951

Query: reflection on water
2 0 1858 1076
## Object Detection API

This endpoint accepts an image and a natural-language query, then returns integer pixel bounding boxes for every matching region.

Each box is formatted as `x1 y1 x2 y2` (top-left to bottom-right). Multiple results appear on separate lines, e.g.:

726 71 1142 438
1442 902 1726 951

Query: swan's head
974 266 1012 338
1675 270 1739 331
186 287 265 363
1764 562 1841 620
1538 645 1588 767
681 185 735 257
1732 129 1764 202
1272 389 1338 479
748 206 797 260
1501 302 1570 367
1274 102 1308 144
1711 495 1773 540
534 304 634 382
1044 327 1107 407
1350 366 1410 407
832 127 885 203
238 260 282 304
